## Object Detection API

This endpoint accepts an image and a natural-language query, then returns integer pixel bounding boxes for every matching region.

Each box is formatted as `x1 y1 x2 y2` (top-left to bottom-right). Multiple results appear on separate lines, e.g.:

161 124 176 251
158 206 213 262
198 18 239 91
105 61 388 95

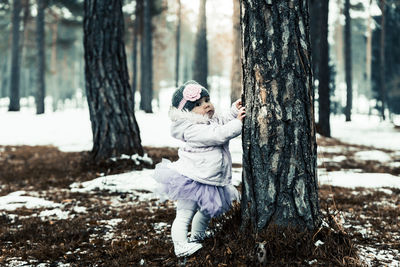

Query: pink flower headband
178 84 203 110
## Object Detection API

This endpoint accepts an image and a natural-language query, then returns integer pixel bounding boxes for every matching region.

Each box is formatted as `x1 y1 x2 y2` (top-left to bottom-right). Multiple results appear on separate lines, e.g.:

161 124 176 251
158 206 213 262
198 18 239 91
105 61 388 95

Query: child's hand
234 99 243 110
237 106 246 122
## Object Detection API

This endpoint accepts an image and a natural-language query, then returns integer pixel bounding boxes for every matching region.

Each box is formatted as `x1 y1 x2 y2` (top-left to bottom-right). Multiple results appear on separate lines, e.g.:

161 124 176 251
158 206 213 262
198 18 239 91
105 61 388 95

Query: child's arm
217 99 242 125
184 112 244 147
184 120 242 146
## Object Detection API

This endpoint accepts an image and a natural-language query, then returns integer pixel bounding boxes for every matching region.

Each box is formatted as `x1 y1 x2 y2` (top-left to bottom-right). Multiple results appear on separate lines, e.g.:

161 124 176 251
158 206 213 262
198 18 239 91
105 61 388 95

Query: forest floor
0 137 399 266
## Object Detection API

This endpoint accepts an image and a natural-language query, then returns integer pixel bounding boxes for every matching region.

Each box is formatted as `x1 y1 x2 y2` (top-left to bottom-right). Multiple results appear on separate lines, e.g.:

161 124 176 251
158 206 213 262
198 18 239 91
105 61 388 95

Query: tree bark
36 0 45 114
9 0 22 111
379 0 386 120
192 0 208 88
344 0 352 121
140 0 153 113
230 0 242 103
240 0 320 231
175 0 181 87
83 0 143 161
318 0 331 137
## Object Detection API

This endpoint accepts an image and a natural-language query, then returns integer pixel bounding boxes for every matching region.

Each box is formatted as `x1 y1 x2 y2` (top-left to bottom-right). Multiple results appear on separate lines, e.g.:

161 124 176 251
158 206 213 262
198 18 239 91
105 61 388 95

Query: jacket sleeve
183 119 242 147
217 103 240 125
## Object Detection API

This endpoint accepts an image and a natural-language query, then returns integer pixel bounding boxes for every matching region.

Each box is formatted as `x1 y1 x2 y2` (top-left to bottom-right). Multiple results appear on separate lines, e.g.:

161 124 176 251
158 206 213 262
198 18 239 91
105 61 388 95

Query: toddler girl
153 80 245 257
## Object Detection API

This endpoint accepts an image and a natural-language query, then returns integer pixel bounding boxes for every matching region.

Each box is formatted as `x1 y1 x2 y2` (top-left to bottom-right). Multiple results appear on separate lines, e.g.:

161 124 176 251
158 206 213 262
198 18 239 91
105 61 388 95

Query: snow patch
0 191 60 211
354 150 391 162
318 171 400 189
70 169 158 198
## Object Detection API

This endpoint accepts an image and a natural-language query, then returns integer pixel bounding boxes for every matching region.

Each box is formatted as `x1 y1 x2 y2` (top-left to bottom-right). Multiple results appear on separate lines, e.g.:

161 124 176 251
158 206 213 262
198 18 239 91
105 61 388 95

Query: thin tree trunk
318 0 331 137
83 0 143 160
335 0 344 94
344 0 352 121
379 0 386 120
309 0 321 86
230 0 241 103
50 14 59 74
20 0 30 68
366 0 372 101
192 0 208 88
9 0 22 111
240 0 320 231
140 0 153 113
36 0 45 114
175 0 181 87
183 50 190 82
19 1 30 101
132 0 141 109
1 53 9 98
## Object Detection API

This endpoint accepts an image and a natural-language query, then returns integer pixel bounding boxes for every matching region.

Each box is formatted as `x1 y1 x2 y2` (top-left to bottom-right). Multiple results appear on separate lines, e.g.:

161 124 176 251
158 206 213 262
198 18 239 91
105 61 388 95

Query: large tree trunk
379 0 386 120
36 0 45 114
140 0 153 113
175 0 181 87
83 0 143 161
230 0 241 103
192 0 208 88
318 0 331 137
9 0 22 111
344 0 352 121
240 0 320 231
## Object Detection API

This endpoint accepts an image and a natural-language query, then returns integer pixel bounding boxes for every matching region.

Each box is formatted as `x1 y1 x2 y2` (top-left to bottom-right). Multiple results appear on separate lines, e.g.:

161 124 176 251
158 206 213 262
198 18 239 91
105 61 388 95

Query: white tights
171 199 211 243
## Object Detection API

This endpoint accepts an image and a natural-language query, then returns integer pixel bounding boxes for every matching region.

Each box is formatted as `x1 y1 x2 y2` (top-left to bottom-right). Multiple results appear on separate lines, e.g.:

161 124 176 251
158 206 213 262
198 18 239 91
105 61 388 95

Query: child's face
191 96 215 118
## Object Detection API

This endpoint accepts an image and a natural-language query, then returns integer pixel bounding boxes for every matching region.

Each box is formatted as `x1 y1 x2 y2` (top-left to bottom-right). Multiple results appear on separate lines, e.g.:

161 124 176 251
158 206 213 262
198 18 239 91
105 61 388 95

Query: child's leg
190 210 211 239
171 199 203 257
171 199 197 243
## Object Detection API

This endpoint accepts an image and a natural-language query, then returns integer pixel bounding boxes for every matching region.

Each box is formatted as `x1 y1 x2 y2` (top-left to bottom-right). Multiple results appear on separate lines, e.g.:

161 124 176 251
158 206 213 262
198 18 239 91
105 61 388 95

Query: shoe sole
176 244 203 257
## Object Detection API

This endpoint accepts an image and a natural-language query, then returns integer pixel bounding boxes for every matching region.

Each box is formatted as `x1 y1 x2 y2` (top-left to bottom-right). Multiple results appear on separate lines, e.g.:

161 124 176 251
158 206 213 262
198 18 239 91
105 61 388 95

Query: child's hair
172 80 209 111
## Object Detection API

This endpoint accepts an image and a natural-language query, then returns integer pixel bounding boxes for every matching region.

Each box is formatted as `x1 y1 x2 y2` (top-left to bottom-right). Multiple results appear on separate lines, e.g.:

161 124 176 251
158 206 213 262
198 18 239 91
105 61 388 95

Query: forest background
0 0 400 266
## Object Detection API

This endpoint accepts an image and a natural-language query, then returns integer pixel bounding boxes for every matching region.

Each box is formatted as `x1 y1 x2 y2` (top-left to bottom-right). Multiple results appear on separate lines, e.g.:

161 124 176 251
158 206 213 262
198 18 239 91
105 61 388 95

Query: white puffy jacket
168 104 242 186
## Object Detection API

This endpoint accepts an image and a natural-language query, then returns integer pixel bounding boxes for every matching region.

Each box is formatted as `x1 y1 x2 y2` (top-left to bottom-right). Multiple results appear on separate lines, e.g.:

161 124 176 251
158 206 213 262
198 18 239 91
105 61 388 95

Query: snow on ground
0 108 93 152
0 191 60 211
331 114 400 150
318 170 400 188
70 169 158 200
354 150 392 162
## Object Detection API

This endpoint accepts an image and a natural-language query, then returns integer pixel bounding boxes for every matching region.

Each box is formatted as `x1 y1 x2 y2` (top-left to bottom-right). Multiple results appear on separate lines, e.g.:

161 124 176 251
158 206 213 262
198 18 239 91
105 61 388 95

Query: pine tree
9 0 22 111
175 0 181 87
139 0 153 113
240 0 320 231
36 0 45 114
318 0 331 137
192 0 208 88
344 0 352 121
83 0 143 160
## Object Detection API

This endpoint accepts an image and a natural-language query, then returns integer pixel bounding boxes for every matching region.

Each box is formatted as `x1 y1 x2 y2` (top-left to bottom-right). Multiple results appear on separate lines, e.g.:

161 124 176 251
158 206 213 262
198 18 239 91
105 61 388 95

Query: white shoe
174 242 203 257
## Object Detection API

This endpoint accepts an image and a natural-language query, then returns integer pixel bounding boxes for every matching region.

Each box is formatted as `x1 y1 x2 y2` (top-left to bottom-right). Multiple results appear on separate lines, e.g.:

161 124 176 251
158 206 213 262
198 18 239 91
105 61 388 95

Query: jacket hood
169 107 212 141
